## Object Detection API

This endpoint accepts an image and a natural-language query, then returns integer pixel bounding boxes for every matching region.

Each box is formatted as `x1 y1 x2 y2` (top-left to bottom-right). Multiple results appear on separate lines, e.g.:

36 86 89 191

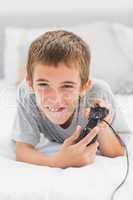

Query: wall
0 0 132 14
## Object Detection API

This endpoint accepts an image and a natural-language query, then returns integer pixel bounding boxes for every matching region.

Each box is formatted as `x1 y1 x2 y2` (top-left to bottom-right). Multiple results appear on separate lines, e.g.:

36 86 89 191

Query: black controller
75 106 109 146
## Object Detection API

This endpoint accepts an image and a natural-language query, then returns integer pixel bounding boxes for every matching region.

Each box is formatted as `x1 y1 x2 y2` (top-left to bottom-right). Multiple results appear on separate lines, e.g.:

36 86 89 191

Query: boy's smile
27 62 91 128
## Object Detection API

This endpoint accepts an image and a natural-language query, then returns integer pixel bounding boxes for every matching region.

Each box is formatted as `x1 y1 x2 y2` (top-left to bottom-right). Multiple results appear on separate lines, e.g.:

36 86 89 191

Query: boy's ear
26 76 34 92
80 79 92 98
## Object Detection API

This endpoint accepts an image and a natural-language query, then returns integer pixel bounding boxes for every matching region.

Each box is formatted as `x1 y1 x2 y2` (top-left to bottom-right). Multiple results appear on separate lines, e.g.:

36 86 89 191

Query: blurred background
0 0 133 92
0 0 132 14
0 0 132 92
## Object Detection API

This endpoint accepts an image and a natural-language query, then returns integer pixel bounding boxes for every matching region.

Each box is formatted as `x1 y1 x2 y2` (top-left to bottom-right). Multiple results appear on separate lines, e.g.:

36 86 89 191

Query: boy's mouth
46 106 66 112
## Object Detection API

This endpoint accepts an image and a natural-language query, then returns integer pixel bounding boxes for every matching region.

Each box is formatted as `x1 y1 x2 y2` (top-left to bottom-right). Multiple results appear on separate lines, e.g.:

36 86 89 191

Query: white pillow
0 80 17 159
112 23 133 94
70 22 133 94
112 23 133 65
4 22 133 94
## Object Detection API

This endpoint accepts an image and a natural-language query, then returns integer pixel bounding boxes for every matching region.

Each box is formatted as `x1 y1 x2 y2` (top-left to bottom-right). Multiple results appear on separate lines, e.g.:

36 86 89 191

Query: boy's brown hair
26 30 91 86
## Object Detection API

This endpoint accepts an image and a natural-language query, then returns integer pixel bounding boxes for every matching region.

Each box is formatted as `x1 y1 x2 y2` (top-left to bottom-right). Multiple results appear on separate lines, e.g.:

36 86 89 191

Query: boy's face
27 62 91 128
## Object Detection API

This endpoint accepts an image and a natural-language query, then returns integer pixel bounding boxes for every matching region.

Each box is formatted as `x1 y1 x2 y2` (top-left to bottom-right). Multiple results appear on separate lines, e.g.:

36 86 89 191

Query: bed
0 12 133 200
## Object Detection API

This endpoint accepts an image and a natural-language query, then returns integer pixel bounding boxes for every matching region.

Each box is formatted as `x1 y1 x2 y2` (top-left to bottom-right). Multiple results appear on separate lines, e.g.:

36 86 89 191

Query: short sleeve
11 96 40 147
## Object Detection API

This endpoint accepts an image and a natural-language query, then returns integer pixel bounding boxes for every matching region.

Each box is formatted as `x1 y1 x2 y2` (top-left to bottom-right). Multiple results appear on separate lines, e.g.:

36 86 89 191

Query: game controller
75 106 109 146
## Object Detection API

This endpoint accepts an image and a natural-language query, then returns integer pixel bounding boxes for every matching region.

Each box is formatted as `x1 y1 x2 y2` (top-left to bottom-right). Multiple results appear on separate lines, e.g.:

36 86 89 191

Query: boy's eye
37 83 74 90
38 83 49 88
62 85 74 88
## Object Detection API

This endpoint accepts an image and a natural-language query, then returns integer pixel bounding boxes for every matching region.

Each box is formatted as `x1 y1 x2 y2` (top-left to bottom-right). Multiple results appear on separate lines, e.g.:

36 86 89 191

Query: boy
11 30 131 168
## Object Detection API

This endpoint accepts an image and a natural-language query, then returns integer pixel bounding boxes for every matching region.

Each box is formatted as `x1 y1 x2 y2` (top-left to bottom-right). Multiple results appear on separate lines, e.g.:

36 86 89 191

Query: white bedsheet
0 155 133 200
0 80 133 200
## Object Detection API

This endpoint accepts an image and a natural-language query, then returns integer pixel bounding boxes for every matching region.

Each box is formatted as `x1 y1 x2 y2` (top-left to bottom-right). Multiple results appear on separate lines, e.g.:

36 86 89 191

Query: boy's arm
16 127 99 168
84 81 131 157
92 98 127 157
16 141 57 167
97 126 125 157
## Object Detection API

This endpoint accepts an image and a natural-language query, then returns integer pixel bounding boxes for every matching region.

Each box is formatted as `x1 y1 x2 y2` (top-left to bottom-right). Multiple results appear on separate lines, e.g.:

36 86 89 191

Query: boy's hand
54 126 99 168
83 98 114 130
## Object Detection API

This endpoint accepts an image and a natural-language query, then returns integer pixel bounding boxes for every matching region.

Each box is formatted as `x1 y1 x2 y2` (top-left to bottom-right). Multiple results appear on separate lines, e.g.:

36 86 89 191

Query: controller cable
77 99 129 199
102 119 129 200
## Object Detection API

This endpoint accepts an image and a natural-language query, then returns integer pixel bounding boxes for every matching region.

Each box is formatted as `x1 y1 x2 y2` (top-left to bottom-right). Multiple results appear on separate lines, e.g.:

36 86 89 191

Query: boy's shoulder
16 79 34 103
90 78 112 93
83 78 115 109
85 78 113 101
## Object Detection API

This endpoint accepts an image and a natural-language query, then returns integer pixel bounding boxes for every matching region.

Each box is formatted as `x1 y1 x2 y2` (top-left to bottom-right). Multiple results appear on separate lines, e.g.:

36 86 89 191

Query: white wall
0 0 132 14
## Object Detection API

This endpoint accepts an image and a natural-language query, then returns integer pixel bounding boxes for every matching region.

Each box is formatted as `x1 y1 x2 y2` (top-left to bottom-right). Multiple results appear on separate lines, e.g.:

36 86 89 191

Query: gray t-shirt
11 78 131 147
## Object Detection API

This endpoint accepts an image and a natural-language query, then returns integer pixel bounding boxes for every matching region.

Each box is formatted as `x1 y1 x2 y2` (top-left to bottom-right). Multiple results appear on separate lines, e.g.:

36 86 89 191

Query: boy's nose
50 89 63 102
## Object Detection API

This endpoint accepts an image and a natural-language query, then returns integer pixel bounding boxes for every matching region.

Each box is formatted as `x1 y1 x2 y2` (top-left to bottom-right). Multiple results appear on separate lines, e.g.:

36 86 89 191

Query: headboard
0 11 133 78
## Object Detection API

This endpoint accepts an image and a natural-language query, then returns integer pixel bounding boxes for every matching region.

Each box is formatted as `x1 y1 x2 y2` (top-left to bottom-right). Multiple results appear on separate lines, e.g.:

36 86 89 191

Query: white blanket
0 81 133 200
